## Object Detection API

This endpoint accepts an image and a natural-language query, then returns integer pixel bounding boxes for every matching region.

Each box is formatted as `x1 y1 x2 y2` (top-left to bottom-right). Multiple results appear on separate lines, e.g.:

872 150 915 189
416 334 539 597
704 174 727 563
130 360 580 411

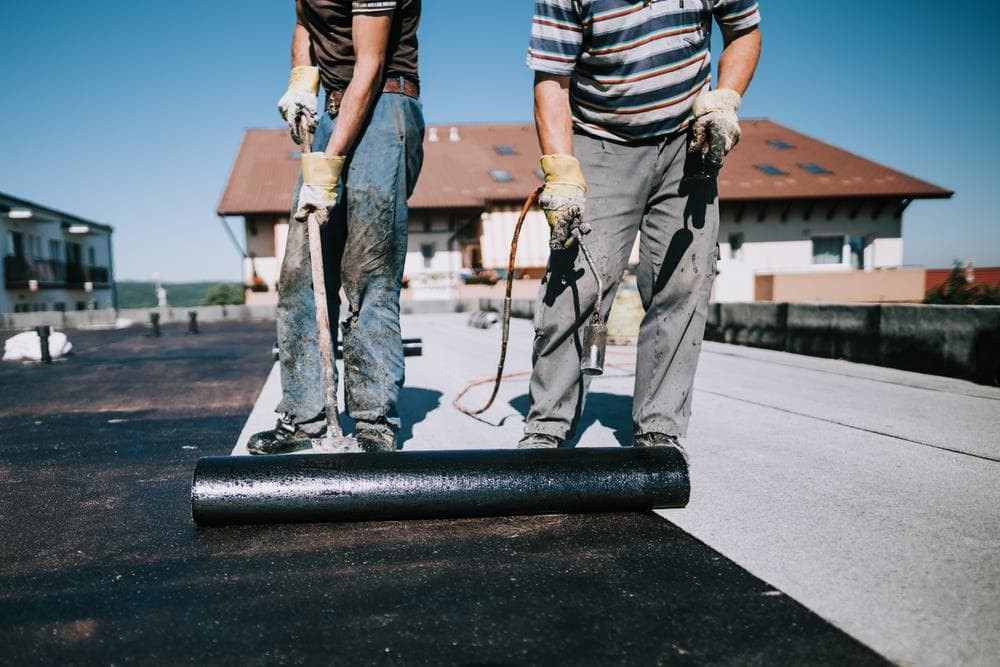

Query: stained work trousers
275 92 425 436
525 131 720 441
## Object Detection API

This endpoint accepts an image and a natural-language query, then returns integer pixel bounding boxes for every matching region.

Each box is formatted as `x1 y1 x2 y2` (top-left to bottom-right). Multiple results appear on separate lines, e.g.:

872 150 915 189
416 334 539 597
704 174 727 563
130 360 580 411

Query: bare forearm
534 73 574 155
325 64 383 156
291 0 312 66
716 26 761 94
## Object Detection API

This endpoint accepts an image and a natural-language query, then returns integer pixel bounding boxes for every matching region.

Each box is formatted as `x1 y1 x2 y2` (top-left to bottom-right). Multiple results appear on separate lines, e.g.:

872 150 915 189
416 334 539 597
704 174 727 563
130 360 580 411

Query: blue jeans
275 91 425 436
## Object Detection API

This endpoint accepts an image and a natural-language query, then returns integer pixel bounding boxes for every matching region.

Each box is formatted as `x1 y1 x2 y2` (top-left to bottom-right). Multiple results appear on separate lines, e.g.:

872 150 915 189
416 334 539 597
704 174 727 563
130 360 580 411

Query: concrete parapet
786 303 881 365
479 298 536 320
116 305 278 326
879 305 1000 384
400 299 477 315
0 309 116 332
706 302 999 385
708 302 788 350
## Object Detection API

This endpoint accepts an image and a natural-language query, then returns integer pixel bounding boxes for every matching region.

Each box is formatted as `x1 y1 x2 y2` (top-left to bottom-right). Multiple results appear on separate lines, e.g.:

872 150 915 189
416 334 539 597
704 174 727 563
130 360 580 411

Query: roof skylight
799 162 833 175
754 164 788 176
766 139 795 150
490 170 514 182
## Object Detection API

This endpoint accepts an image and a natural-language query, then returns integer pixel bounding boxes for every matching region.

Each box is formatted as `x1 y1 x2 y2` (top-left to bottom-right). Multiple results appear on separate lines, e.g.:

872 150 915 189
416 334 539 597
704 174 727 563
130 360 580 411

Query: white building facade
1 192 115 314
218 121 949 304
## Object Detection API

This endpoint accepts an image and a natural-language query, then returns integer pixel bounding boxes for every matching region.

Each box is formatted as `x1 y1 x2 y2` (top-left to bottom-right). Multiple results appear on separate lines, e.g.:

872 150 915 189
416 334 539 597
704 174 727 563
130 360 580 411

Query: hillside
116 281 243 308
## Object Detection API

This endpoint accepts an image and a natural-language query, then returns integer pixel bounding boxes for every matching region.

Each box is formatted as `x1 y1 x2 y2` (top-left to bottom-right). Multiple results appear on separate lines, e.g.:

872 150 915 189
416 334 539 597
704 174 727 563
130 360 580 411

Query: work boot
633 432 688 463
247 415 313 455
355 423 397 453
517 433 562 449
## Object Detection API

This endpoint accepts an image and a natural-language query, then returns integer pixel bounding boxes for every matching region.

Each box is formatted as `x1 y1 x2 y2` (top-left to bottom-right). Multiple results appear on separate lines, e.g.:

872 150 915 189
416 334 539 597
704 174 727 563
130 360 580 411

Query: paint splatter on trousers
275 92 424 436
525 130 720 441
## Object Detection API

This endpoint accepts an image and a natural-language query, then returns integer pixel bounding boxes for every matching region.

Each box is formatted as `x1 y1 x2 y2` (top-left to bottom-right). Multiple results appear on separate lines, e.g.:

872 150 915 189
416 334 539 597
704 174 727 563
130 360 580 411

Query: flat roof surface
2 317 997 664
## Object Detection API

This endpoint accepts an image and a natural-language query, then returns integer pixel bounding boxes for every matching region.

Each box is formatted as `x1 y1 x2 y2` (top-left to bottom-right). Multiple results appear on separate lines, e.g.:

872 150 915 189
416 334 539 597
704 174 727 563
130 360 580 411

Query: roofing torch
453 189 606 417
571 221 607 376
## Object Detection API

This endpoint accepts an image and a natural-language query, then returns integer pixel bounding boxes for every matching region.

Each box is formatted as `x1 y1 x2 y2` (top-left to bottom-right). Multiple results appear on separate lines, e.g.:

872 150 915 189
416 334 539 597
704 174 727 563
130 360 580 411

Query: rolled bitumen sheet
191 447 689 526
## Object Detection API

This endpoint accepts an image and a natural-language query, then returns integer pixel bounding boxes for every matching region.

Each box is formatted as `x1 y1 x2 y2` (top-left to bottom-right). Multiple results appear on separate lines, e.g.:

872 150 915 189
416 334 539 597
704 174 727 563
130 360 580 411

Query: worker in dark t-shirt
250 0 424 455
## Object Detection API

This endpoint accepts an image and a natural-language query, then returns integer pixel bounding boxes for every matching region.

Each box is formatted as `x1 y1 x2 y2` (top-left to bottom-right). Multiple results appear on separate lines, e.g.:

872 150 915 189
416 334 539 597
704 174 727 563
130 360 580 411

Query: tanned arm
534 73 575 156
325 12 392 156
291 0 313 66
716 25 761 95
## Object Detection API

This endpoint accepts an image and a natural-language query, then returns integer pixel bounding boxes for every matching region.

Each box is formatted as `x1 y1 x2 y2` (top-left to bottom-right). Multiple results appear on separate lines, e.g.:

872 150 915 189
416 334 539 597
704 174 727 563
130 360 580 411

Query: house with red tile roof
218 120 951 304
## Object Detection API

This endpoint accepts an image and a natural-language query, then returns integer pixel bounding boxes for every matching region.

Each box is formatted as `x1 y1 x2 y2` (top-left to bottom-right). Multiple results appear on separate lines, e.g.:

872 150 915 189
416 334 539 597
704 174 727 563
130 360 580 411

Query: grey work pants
525 131 720 441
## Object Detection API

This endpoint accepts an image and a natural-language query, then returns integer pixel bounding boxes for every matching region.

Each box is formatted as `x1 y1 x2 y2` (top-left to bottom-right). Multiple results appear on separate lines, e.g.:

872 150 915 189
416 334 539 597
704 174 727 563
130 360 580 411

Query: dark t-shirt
301 0 420 92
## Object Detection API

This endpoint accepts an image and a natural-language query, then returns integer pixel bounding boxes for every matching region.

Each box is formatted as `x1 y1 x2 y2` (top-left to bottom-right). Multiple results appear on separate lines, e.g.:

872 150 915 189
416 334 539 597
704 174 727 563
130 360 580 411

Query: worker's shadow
508 392 633 447
341 387 442 448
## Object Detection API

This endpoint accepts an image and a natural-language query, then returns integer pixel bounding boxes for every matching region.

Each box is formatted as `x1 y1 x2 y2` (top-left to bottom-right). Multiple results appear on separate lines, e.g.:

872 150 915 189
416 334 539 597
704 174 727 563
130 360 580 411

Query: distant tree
201 283 245 306
925 261 1000 305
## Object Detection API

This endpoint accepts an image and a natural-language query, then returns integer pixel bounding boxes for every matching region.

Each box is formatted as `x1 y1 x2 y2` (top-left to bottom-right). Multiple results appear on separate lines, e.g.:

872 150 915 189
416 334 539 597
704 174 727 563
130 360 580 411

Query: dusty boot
633 432 688 463
355 422 397 453
517 433 562 449
248 415 313 455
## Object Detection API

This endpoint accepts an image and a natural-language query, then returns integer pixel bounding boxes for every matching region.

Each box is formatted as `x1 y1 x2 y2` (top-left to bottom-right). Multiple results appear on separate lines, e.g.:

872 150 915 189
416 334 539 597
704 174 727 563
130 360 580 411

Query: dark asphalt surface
0 322 888 665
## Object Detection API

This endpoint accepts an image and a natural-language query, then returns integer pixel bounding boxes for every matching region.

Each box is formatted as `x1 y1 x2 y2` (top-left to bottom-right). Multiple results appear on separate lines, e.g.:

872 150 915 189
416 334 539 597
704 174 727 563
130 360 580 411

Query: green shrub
925 261 1000 305
201 283 246 306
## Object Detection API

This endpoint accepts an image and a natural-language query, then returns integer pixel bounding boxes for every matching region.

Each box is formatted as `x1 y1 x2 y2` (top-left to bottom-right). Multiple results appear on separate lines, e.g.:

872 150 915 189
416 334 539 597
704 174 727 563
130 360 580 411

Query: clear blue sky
0 0 996 281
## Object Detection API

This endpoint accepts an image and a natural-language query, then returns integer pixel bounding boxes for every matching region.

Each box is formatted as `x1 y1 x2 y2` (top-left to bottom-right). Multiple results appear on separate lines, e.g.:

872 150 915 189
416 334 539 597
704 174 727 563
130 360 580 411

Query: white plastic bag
2 330 73 361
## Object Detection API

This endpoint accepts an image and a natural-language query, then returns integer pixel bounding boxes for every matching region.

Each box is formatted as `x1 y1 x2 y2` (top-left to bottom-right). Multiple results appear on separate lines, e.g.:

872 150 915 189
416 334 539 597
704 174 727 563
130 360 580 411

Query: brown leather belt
326 77 419 114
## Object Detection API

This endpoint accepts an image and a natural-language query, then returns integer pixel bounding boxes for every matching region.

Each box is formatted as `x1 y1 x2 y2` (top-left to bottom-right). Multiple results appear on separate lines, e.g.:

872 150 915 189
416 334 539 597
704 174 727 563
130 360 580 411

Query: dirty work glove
539 154 587 250
294 153 346 226
689 88 742 170
278 66 320 145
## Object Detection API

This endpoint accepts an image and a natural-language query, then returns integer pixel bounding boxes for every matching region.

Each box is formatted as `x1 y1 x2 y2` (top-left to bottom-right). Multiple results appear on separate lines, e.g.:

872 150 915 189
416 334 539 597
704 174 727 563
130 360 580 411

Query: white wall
2 214 114 313
713 200 906 302
480 206 550 271
231 199 910 306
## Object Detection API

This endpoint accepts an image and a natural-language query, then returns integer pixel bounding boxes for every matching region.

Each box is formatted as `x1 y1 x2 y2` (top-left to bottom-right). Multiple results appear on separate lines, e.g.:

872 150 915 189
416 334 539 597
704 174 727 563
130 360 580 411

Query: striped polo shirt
527 0 760 142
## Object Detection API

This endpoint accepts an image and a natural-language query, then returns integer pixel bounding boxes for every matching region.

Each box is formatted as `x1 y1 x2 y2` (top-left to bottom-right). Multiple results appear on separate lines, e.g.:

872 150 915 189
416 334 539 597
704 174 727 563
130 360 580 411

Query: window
420 242 435 269
490 169 514 182
728 233 744 259
287 150 302 160
534 168 545 181
49 239 61 260
799 162 833 175
494 145 516 155
767 139 795 150
812 236 844 265
754 164 788 176
848 236 866 269
88 246 96 265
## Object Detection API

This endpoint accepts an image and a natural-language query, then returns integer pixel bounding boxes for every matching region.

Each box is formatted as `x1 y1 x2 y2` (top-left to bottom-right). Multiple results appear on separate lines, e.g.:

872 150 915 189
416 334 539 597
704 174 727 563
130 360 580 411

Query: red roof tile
719 120 952 201
217 119 952 215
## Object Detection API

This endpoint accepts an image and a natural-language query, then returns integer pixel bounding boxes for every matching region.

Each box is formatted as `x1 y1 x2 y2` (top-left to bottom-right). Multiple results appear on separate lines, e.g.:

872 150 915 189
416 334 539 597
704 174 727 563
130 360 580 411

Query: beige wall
755 268 926 303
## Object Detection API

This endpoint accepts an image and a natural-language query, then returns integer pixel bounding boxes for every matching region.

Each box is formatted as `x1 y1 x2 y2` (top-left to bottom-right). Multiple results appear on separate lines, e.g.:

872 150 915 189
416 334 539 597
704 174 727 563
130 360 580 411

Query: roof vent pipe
428 127 439 142
449 127 461 142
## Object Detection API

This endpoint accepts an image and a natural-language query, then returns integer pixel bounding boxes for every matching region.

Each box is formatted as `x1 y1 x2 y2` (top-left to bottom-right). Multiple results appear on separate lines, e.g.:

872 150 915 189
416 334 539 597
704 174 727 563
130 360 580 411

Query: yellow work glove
689 88 742 170
277 66 321 145
539 154 588 250
294 153 346 226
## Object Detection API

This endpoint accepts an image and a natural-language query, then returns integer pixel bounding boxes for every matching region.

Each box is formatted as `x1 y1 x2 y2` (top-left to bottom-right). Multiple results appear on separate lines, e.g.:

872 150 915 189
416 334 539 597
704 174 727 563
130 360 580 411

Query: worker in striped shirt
519 0 761 452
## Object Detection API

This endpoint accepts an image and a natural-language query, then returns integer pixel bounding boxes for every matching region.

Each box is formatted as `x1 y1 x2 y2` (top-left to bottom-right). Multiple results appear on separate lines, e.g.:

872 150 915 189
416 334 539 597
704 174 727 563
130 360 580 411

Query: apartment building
1 192 115 313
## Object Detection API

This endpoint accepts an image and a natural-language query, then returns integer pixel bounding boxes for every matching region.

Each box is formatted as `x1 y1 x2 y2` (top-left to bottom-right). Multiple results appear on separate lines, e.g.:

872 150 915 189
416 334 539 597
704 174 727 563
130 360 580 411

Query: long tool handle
301 132 343 439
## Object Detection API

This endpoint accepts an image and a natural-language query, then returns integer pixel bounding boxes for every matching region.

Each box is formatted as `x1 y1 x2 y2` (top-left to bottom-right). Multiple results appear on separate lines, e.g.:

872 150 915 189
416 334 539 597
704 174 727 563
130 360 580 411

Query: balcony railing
3 257 110 289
